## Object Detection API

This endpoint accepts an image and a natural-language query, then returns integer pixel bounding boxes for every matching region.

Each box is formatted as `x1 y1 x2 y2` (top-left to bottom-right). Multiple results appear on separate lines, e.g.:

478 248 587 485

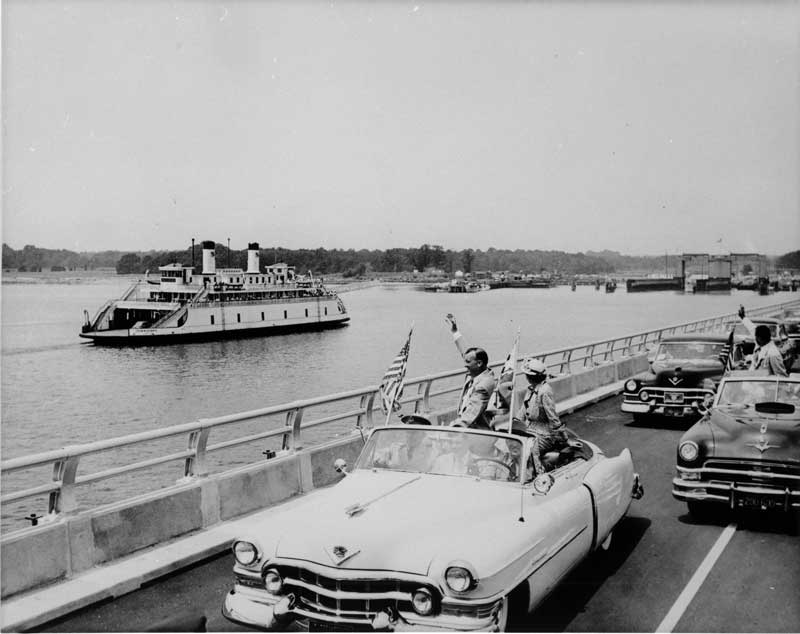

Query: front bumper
223 586 505 632
621 400 696 417
621 387 713 418
672 468 800 511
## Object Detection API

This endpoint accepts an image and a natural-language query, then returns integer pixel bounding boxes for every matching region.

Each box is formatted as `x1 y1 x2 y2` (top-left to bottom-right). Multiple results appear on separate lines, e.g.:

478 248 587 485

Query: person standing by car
737 306 788 376
445 314 497 429
514 357 567 472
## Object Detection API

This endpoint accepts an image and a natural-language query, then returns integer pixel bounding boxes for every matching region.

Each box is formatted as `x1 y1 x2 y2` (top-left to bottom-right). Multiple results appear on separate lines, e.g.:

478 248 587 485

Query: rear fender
582 449 635 550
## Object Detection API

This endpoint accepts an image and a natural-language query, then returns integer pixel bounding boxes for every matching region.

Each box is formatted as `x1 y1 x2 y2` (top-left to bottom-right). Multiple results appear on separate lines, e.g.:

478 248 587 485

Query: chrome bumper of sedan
223 586 505 632
673 470 800 511
621 401 697 417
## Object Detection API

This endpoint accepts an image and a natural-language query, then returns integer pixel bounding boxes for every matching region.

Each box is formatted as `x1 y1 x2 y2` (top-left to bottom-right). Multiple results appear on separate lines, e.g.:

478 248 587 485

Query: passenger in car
445 313 497 429
514 357 567 472
737 306 788 376
429 433 509 480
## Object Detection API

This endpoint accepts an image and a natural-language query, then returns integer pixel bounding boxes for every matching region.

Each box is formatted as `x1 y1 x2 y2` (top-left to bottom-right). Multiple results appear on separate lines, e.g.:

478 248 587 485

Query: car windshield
355 427 525 482
654 342 724 361
717 380 800 407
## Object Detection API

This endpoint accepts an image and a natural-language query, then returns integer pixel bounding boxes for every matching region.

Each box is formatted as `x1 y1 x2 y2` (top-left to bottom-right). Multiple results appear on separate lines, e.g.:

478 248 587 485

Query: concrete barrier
0 352 647 601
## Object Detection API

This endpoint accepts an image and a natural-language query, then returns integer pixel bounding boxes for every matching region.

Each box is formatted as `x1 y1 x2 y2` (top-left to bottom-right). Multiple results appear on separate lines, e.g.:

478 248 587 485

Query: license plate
735 494 784 510
665 393 684 404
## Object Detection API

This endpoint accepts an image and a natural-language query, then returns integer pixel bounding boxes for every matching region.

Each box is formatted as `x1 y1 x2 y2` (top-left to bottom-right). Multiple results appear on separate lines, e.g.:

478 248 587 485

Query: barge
625 276 684 292
80 241 349 345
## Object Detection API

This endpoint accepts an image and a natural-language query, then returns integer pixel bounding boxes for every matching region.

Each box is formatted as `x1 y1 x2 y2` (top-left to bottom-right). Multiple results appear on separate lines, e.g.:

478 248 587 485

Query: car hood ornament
746 435 780 454
325 544 361 566
668 376 683 386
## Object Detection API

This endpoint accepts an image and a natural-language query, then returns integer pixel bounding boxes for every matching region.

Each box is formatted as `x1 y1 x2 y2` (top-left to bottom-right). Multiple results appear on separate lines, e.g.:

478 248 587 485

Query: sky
2 1 798 256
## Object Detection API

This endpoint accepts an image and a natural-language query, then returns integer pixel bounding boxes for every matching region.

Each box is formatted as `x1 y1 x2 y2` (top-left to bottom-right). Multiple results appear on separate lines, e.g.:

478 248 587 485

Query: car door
582 449 635 549
522 458 593 609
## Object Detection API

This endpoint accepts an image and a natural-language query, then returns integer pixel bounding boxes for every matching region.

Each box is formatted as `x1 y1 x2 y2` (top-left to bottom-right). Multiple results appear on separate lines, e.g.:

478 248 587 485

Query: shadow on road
623 415 698 432
511 514 651 633
678 507 799 535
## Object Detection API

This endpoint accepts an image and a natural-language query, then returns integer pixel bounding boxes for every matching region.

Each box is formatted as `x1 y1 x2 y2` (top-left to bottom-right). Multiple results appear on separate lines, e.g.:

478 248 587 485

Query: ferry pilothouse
80 240 349 344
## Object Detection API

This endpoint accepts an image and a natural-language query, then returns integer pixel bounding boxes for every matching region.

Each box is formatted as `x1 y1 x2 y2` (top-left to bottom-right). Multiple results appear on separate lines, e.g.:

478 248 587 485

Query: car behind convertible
222 424 643 631
673 372 800 518
621 334 744 421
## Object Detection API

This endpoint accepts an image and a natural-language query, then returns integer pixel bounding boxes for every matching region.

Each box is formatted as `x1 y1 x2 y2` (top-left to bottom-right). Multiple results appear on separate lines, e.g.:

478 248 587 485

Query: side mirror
334 458 349 475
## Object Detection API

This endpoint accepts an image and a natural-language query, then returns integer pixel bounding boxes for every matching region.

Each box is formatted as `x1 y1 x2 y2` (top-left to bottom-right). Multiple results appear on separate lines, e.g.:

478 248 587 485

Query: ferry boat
80 241 349 345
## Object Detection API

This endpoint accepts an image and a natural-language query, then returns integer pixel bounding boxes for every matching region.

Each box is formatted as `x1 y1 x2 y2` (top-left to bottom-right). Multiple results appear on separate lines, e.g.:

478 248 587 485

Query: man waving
445 314 497 429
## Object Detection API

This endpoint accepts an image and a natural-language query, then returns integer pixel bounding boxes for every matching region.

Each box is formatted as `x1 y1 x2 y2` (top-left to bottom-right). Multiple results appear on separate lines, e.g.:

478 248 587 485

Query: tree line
3 243 798 277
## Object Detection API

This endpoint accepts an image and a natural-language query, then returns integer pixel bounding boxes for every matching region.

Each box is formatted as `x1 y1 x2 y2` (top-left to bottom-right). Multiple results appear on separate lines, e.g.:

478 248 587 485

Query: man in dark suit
446 314 497 429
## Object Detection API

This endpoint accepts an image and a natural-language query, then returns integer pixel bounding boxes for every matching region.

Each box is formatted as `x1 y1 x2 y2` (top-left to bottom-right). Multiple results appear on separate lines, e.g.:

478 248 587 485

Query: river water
0 273 793 529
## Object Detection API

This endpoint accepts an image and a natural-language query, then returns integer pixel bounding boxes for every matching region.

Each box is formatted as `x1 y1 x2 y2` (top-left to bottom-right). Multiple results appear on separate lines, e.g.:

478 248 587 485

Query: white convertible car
222 424 643 631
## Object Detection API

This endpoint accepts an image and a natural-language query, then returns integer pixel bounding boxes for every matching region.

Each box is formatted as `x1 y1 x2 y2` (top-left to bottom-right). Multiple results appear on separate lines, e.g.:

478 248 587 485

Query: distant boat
625 276 684 292
80 240 349 345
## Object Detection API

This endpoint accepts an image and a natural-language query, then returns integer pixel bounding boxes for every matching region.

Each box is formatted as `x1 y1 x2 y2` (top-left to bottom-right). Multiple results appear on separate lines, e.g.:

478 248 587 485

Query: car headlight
444 566 475 593
678 441 699 462
233 540 259 566
264 568 283 594
411 588 435 615
625 379 637 392
639 390 650 402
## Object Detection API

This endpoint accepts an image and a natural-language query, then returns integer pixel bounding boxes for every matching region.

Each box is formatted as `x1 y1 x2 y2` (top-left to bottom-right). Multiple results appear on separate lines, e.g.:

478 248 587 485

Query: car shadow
623 415 699 431
511 515 651 633
678 508 799 535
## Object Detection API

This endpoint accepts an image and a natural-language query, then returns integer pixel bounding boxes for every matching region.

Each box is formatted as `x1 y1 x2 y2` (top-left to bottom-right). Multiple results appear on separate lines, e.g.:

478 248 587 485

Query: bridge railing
3 299 798 527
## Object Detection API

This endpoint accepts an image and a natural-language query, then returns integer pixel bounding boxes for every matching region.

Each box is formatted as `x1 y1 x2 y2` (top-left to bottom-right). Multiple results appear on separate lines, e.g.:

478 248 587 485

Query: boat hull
80 316 350 345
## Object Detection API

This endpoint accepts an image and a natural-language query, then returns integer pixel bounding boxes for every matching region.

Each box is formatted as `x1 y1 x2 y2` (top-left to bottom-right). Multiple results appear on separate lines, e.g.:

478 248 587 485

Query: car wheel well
505 581 530 627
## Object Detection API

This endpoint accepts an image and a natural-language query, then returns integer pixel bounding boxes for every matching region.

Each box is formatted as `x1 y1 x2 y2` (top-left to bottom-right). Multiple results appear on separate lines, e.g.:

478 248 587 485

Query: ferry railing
3 299 799 526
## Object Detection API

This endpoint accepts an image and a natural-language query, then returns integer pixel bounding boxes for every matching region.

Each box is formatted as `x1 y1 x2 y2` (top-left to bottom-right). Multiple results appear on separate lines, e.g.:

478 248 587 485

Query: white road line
655 522 737 633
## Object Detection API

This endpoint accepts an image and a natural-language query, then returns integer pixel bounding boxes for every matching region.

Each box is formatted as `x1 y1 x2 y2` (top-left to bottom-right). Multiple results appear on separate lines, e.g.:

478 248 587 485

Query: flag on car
379 326 414 417
719 328 736 373
488 329 520 412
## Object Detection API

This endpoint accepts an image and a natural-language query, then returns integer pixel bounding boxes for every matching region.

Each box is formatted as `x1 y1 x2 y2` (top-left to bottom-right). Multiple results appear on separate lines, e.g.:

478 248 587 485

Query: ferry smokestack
247 242 260 274
202 240 216 274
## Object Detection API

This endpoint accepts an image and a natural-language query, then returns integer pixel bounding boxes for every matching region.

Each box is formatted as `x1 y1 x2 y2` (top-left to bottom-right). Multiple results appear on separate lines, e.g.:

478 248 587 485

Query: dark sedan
672 372 800 518
621 334 744 422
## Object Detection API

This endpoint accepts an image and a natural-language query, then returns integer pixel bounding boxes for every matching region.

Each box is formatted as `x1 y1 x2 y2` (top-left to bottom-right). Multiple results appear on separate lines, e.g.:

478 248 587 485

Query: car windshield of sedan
355 428 526 482
654 342 724 362
717 380 800 408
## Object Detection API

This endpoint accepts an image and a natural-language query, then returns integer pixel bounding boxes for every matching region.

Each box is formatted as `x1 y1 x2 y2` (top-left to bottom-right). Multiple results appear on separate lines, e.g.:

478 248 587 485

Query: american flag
719 328 736 373
379 327 413 415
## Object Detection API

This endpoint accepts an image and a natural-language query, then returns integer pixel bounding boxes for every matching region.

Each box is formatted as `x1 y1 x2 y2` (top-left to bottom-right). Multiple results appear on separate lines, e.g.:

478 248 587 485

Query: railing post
603 340 615 362
584 344 596 368
184 425 211 478
623 336 634 357
417 380 434 412
356 393 376 430
282 407 304 452
49 454 80 515
559 350 572 375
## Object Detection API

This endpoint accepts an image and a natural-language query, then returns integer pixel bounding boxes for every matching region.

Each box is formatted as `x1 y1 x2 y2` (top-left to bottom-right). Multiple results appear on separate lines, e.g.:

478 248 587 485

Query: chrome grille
276 564 434 625
625 387 712 406
700 459 800 486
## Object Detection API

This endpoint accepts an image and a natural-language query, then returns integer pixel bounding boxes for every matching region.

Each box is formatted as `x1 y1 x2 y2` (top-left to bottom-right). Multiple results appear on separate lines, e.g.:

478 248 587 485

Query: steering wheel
470 458 514 479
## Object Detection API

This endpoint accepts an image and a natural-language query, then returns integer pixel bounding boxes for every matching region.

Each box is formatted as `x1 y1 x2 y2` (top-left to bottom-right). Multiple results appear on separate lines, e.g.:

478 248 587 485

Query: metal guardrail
3 299 799 523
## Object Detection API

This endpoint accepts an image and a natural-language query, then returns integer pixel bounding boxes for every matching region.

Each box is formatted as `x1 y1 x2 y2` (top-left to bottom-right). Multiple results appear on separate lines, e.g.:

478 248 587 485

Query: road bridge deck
29 395 800 633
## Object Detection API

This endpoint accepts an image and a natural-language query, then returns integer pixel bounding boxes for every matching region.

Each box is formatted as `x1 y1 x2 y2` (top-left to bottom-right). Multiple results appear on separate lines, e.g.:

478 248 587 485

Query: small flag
489 330 520 412
379 327 413 415
719 328 735 373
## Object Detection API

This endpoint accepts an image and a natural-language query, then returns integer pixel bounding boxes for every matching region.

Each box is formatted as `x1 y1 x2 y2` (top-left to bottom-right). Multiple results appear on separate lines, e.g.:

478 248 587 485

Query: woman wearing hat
515 357 567 472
